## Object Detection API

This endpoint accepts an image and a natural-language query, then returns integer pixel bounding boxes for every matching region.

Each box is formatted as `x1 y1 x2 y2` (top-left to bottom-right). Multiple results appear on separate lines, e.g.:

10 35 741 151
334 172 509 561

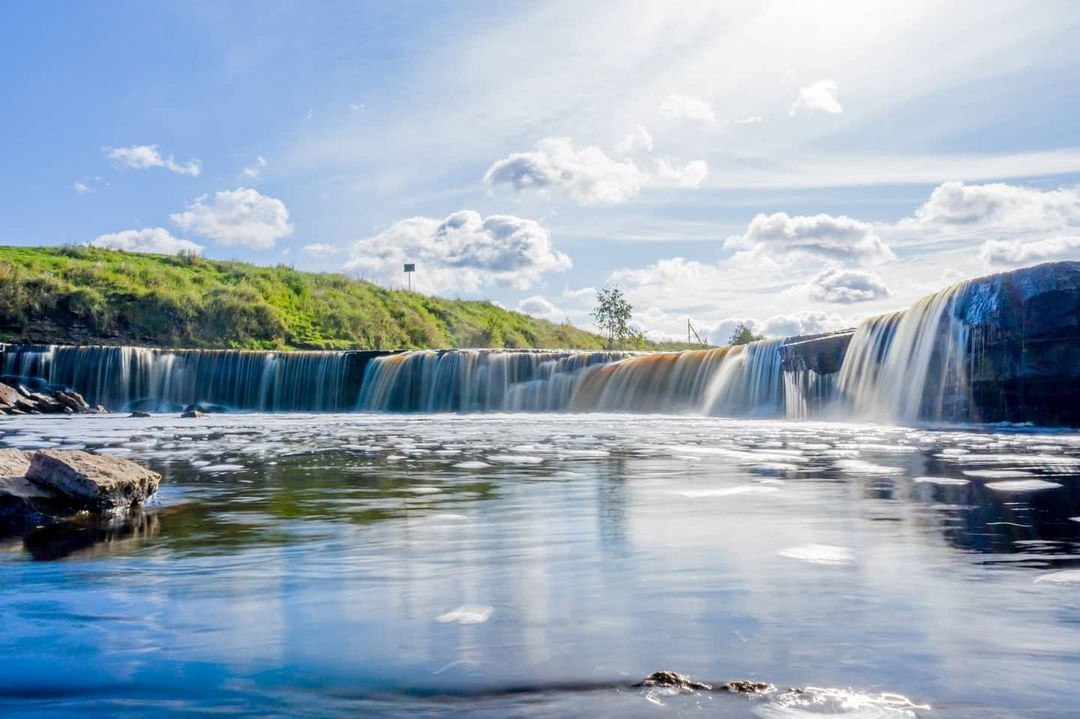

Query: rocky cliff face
958 261 1080 425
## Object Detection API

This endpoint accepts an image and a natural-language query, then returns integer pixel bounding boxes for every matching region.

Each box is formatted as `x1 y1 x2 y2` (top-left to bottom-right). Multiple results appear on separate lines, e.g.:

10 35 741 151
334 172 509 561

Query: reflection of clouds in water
0 413 1078 714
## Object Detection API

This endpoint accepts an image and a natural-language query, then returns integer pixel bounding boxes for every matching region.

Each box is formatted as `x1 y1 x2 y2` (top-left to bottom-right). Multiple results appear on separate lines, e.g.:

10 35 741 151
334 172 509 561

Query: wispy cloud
105 144 202 176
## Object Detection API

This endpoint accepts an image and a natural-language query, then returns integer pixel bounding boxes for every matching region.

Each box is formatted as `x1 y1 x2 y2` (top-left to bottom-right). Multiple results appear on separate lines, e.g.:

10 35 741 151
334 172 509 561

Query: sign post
403 263 415 292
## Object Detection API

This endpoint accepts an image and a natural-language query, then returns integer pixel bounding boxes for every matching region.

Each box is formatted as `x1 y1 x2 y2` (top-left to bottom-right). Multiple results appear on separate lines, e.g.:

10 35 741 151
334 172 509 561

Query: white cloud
241 155 268 179
807 267 891 303
615 124 654 155
105 144 201 176
912 181 1080 229
724 212 894 265
485 137 708 204
171 188 293 249
709 311 850 343
484 137 647 204
346 211 571 294
517 295 566 323
89 227 204 256
790 79 843 116
303 243 340 257
654 158 708 188
735 115 763 124
979 236 1080 267
659 93 716 122
73 181 92 195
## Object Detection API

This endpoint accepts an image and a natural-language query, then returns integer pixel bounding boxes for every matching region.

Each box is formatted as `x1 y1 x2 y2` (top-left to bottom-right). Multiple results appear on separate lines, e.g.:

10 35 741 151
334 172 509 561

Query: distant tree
729 323 763 346
592 285 634 348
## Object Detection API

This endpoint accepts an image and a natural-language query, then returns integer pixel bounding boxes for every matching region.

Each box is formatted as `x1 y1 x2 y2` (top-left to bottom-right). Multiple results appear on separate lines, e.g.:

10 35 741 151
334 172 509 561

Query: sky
3 0 1080 343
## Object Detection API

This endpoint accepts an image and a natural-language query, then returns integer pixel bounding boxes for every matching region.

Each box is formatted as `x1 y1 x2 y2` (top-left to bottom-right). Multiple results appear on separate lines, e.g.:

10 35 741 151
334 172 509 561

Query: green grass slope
0 246 697 351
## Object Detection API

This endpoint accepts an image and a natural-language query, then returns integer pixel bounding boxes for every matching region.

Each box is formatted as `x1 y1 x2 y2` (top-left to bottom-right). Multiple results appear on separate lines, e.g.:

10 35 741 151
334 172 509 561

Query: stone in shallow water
635 671 712 691
27 450 160 509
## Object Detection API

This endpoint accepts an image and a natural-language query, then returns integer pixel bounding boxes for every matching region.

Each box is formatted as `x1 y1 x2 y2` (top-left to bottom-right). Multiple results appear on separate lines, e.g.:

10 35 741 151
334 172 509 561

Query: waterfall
837 281 971 423
0 345 370 412
702 339 786 416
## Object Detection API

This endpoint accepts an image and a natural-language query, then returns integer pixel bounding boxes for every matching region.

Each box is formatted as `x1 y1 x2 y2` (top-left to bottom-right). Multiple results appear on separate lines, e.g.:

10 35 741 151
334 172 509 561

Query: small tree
729 323 763 346
592 285 634 349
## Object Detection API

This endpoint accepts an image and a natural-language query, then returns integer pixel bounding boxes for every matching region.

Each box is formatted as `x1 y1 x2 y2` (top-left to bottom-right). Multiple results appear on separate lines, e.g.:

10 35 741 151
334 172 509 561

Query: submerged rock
27 450 160 509
129 411 152 418
721 680 774 694
180 409 206 418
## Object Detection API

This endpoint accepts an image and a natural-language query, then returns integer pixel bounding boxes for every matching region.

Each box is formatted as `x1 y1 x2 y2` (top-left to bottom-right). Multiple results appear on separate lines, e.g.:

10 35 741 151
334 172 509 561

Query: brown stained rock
27 450 161 509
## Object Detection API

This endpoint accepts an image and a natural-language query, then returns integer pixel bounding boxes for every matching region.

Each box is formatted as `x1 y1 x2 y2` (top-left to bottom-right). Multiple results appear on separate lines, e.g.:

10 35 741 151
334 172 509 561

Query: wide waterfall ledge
2 261 1078 426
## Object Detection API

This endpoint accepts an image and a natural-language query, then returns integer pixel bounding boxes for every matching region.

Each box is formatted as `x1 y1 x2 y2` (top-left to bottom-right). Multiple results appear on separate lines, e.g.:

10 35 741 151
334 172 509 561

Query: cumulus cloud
346 211 571 294
615 124 654 155
171 188 293 249
89 227 204 256
485 137 709 203
790 80 843 116
241 155 268 179
660 93 716 122
517 295 566 323
654 158 708 188
710 311 850 343
979 236 1080 266
105 144 201 176
724 212 894 265
484 137 647 204
303 243 340 257
912 181 1080 229
807 267 891 303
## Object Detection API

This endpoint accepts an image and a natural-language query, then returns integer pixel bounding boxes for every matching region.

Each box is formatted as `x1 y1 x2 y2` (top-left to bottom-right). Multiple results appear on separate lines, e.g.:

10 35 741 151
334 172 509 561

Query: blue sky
3 0 1080 341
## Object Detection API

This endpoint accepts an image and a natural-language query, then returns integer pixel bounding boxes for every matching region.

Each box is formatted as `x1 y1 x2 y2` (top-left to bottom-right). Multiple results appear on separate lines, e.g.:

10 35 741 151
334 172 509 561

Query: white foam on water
835 460 903 475
453 460 491 469
777 544 854 566
199 463 245 472
487 454 544 464
1070 517 1080 523
962 469 1035 478
1034 570 1080 586
678 485 780 498
97 447 133 455
913 476 970 486
435 605 493 624
405 486 442 494
427 513 469 522
752 462 803 472
985 479 1062 492
754 685 927 718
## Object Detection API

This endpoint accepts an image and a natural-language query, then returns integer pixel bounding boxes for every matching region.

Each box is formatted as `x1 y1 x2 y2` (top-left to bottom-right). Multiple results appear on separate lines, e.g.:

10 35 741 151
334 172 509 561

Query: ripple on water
913 476 969 486
984 479 1063 492
835 460 903 475
1034 570 1080 586
678 485 780 498
777 544 854 566
435 605 494 624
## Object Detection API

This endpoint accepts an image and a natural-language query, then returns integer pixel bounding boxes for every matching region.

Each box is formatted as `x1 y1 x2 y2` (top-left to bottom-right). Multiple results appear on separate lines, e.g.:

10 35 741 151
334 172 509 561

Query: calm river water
1 413 1078 718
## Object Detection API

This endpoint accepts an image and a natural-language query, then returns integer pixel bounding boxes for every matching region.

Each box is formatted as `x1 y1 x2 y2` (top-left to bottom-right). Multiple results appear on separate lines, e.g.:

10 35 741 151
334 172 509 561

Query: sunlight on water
0 412 1077 717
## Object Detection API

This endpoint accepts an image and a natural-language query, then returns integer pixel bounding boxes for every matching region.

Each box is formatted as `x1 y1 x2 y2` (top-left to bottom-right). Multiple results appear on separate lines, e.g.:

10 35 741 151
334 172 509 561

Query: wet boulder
129 411 152 418
27 450 161 510
0 450 77 532
636 671 712 691
0 382 20 409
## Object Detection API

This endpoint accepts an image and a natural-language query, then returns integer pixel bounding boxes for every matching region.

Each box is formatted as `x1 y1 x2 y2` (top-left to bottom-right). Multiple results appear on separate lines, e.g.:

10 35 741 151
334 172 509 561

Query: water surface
1 414 1078 717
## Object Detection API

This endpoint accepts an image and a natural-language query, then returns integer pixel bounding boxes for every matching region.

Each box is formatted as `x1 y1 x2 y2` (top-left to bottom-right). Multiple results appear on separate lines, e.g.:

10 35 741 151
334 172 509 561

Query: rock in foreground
27 450 161 509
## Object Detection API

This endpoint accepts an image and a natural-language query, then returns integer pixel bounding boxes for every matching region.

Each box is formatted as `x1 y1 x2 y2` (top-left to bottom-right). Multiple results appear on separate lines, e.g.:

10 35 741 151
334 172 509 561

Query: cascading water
837 281 972 423
0 345 370 412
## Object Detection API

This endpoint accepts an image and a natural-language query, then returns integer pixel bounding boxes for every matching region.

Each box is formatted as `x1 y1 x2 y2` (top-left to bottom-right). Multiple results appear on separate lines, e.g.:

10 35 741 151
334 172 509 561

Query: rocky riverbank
0 380 106 415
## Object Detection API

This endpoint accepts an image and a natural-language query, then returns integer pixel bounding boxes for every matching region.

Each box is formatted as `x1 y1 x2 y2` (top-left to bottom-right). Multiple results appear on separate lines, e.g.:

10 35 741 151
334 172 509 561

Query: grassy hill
0 246 697 351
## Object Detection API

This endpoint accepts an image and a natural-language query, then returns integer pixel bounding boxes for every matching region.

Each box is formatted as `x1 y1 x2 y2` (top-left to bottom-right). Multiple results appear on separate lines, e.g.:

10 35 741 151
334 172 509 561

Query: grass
0 246 705 351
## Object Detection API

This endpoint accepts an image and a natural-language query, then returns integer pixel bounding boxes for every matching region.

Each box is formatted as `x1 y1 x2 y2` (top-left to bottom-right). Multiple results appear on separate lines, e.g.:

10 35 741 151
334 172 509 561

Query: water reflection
0 413 1077 718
